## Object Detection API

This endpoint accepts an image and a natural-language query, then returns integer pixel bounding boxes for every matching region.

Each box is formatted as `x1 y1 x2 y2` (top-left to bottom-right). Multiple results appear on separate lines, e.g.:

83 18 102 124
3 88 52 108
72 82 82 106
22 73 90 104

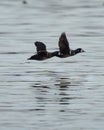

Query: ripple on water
0 0 104 130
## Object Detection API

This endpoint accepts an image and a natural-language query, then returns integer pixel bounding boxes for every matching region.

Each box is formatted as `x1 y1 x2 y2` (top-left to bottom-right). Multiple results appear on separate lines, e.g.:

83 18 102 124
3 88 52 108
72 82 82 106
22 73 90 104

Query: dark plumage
56 32 85 58
28 41 58 61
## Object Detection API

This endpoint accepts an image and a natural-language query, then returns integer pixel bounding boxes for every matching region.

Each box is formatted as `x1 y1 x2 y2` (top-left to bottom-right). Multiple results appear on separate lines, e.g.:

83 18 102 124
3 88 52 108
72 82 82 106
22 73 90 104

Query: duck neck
71 49 79 56
51 51 59 56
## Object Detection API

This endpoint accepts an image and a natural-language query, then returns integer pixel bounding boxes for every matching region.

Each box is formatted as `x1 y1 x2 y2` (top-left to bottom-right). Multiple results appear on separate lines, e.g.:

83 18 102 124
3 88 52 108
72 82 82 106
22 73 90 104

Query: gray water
0 0 104 130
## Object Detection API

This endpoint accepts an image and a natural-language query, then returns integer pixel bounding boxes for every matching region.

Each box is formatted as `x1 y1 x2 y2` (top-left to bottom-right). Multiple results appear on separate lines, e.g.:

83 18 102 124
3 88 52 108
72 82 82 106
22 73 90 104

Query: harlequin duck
28 41 58 61
56 32 85 58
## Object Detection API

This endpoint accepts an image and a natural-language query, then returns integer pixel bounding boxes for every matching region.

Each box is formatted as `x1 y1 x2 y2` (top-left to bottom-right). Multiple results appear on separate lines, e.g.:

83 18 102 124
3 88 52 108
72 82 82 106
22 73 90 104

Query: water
0 0 104 130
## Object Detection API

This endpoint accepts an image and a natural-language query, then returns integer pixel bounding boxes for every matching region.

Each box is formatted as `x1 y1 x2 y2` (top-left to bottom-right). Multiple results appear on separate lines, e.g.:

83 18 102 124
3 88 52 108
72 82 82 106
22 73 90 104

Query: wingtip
34 41 39 46
59 32 67 39
60 32 67 38
61 32 66 35
34 41 42 47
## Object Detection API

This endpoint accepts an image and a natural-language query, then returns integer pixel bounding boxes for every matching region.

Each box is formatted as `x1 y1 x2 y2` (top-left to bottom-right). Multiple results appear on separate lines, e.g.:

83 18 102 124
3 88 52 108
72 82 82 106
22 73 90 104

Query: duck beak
82 49 85 52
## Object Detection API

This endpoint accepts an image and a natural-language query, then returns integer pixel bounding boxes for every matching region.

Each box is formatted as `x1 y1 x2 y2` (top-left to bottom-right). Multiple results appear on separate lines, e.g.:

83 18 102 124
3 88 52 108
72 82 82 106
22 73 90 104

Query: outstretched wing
34 41 47 53
58 32 70 55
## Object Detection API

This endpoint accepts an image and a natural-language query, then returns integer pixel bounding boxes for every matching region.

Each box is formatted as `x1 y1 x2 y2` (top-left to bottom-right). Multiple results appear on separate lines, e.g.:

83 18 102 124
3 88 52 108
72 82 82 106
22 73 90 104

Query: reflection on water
0 0 104 130
30 76 84 113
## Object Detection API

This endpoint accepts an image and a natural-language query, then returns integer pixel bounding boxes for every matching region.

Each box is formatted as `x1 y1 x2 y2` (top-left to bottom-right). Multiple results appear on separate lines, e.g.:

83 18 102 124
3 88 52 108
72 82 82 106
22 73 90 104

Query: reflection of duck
56 32 85 58
28 42 58 60
57 78 71 89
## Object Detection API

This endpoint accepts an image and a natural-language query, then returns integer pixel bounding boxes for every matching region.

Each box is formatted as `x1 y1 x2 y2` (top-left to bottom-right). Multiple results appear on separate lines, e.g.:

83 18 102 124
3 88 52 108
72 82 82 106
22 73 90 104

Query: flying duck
56 32 85 58
28 41 58 60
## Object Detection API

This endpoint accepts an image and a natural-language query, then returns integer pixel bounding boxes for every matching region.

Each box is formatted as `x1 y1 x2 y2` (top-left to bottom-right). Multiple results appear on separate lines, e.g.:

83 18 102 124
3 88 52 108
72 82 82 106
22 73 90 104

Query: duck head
74 48 85 54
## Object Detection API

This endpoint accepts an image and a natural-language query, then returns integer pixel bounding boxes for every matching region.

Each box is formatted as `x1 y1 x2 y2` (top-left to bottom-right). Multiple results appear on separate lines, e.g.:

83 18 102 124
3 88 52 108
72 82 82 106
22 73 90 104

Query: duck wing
58 32 70 55
34 41 47 53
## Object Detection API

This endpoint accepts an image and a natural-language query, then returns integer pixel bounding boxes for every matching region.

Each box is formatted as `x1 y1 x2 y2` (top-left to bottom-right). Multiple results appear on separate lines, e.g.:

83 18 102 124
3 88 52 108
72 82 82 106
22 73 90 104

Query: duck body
57 48 85 58
55 32 85 58
28 41 58 61
28 32 85 60
28 51 58 60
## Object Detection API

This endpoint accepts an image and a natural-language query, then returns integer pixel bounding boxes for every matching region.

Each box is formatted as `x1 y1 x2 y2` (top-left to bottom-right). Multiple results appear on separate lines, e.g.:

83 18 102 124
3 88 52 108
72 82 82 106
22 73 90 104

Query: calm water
0 0 104 130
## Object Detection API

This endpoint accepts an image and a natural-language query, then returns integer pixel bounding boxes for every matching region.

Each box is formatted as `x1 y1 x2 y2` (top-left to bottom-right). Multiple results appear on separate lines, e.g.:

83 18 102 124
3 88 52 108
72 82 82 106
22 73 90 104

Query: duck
56 32 85 58
28 41 58 61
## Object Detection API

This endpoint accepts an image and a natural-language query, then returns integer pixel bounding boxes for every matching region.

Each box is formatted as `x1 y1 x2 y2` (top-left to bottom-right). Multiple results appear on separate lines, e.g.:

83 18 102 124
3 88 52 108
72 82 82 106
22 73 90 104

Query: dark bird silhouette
28 41 58 61
56 32 85 58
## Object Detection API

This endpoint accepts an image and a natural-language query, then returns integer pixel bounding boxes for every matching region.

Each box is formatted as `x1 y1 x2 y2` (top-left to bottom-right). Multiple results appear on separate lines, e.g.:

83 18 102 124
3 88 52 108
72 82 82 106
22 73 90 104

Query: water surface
0 0 104 130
